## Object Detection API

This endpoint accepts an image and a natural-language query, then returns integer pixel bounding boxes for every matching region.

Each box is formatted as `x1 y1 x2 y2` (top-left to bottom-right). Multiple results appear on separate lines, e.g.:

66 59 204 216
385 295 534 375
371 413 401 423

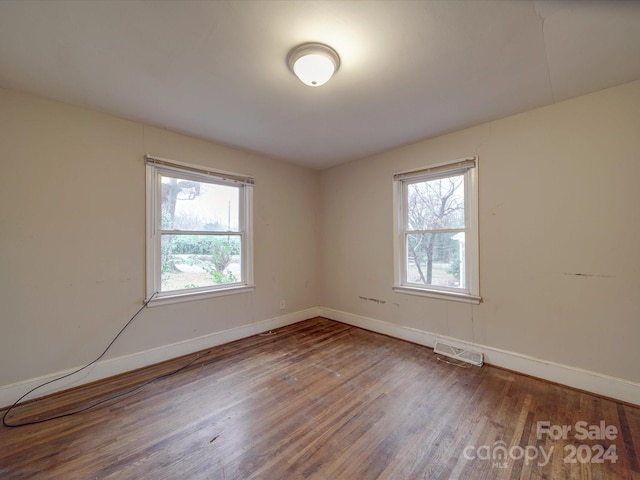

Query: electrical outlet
279 299 286 310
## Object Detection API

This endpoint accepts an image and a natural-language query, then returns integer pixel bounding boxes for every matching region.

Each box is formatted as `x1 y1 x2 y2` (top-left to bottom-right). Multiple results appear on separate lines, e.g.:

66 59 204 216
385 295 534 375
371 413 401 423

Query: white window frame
393 156 481 304
145 155 254 306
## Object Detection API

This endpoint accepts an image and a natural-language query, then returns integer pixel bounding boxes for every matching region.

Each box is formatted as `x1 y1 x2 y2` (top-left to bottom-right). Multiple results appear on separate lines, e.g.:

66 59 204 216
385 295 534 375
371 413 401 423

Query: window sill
148 285 255 307
393 285 481 304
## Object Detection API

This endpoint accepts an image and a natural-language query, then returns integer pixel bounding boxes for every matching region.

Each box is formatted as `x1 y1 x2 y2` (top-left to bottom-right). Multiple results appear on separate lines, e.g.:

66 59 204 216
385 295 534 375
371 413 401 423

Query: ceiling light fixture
287 43 340 87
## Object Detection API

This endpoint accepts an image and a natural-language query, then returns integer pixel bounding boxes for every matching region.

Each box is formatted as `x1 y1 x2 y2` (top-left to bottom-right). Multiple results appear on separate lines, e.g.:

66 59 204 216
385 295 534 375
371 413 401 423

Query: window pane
406 232 465 288
161 175 240 231
406 175 465 230
161 234 242 292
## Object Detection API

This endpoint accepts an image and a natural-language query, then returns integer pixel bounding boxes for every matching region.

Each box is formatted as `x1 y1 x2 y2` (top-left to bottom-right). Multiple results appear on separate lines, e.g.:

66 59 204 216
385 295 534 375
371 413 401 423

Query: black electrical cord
3 349 210 428
1 292 207 428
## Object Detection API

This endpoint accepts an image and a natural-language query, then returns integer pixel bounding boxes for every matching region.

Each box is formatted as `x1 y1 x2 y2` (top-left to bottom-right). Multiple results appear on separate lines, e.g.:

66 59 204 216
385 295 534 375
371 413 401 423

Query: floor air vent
434 341 484 366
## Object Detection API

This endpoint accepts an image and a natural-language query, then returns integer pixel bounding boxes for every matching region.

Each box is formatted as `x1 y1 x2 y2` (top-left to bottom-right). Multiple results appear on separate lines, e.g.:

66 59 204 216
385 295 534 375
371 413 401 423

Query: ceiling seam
533 1 557 104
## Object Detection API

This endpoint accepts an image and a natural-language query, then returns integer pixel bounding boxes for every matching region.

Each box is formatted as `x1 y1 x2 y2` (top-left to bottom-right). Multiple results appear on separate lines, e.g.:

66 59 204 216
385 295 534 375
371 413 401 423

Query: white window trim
145 156 254 306
393 156 481 304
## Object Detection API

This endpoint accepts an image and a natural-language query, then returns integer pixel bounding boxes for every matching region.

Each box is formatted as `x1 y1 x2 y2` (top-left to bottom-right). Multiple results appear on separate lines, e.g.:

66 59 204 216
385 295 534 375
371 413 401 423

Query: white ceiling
1 1 639 169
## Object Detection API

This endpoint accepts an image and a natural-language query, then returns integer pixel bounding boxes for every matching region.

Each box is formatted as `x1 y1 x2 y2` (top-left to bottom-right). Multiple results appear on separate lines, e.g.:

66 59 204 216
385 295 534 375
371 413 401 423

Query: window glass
393 158 479 303
160 234 242 292
146 159 253 303
406 175 465 230
160 175 240 232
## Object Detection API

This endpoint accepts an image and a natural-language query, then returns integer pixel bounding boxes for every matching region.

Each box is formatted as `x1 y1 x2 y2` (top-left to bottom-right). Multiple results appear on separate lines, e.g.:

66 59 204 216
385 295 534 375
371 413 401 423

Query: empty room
1 1 639 479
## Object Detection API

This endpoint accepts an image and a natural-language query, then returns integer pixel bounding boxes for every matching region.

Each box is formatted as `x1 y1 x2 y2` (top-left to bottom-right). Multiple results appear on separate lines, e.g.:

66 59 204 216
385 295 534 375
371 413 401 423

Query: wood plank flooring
1 317 638 479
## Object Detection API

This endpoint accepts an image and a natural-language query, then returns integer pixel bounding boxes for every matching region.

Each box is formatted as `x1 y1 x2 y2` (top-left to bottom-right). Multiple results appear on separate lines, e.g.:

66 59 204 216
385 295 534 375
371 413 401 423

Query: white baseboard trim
0 307 321 410
4 306 637 409
319 307 640 406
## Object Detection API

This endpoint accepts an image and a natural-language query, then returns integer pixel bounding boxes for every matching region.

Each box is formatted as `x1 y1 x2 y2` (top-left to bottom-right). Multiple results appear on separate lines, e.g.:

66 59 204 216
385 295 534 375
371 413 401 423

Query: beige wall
0 88 320 387
320 80 640 384
2 80 639 396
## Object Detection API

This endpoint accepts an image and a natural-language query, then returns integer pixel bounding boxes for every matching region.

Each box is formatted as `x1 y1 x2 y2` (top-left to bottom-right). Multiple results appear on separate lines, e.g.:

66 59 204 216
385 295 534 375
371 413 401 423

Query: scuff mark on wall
562 273 616 278
358 296 400 308
359 296 386 304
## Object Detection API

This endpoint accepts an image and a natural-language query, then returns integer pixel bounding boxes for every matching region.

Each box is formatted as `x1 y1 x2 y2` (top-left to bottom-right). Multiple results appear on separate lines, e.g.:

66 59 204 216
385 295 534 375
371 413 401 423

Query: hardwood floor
1 317 638 479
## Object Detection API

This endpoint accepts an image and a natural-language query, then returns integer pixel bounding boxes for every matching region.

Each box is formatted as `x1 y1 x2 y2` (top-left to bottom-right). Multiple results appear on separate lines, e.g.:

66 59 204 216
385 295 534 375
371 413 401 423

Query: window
146 156 254 304
393 157 480 304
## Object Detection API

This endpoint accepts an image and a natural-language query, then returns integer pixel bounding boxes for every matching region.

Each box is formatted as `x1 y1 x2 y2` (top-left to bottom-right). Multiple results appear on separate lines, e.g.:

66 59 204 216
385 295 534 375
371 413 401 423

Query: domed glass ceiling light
287 43 340 87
